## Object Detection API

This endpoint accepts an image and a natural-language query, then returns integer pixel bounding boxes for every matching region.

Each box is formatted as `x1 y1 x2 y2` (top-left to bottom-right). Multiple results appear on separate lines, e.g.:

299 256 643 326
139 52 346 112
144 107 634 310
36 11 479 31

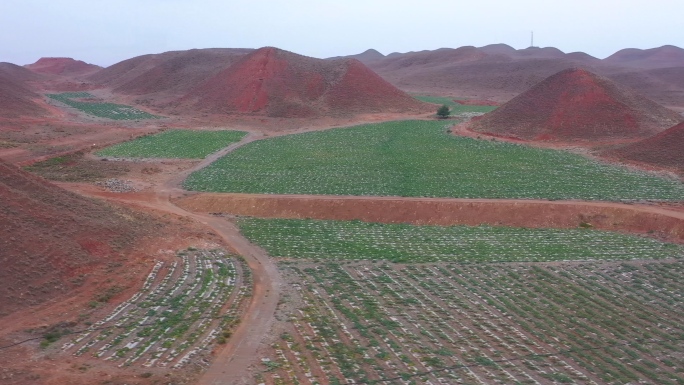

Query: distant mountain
604 45 684 69
26 57 101 75
363 44 684 106
607 66 684 107
514 46 566 59
371 46 487 72
478 43 517 55
367 51 586 99
82 44 684 117
470 68 683 141
327 49 385 64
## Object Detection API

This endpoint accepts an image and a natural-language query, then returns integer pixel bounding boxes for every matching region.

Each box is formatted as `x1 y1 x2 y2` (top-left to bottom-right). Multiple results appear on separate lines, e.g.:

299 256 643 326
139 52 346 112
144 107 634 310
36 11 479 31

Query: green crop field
96 129 247 159
242 219 684 384
238 218 684 263
414 95 498 115
47 92 161 120
184 120 684 201
260 259 684 384
61 248 251 368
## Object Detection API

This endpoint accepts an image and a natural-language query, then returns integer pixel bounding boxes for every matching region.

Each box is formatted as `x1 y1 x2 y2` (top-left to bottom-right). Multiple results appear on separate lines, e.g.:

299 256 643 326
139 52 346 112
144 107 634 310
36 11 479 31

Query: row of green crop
238 218 683 263
260 259 684 384
184 120 684 201
96 129 247 159
62 249 246 368
47 92 161 120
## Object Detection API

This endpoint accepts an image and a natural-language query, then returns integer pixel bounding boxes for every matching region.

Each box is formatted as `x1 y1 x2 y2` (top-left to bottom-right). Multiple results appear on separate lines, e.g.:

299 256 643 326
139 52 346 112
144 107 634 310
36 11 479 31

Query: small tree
436 104 450 119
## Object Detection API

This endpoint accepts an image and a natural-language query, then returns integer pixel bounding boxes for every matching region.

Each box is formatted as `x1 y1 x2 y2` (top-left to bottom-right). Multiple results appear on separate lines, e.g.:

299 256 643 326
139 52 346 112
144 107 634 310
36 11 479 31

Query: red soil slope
608 66 684 108
604 45 684 69
0 160 160 316
88 48 253 102
365 44 684 106
366 46 598 99
371 46 488 72
607 121 684 170
0 63 48 118
470 68 683 141
327 49 385 64
26 57 101 76
178 47 429 117
478 44 517 56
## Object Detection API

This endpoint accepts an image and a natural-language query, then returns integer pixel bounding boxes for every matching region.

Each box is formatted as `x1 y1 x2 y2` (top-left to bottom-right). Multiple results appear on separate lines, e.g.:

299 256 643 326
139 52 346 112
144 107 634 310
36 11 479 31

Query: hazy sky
1 0 682 67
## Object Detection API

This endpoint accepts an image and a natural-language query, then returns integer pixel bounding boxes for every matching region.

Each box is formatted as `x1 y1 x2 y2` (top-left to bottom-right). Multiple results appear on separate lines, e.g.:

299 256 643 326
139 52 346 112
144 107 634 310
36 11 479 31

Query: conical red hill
606 121 684 170
179 47 429 117
0 160 154 315
26 57 101 75
470 68 683 141
0 63 47 118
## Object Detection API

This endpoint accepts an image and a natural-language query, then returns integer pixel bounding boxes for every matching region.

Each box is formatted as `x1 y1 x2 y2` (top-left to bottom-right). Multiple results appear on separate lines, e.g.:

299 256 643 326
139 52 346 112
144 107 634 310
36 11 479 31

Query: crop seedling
47 92 161 120
97 129 247 159
61 249 252 368
238 218 684 263
256 259 684 384
185 120 684 201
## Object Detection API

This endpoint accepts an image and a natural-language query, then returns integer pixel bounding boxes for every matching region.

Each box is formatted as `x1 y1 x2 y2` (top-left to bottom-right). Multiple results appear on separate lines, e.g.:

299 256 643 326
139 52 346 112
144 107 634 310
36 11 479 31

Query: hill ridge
26 57 101 75
606 121 684 170
469 67 683 140
177 46 429 117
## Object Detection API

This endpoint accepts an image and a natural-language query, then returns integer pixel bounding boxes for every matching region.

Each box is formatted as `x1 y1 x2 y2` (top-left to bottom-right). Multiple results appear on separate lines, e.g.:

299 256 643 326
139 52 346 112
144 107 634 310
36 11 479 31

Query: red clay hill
469 68 683 141
176 47 430 118
606 121 684 171
358 44 684 106
88 48 253 101
26 57 101 76
0 159 161 316
0 63 48 118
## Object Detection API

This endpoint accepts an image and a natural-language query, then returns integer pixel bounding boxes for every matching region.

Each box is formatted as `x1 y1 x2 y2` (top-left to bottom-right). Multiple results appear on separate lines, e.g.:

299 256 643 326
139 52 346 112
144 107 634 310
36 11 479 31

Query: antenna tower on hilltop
530 31 534 48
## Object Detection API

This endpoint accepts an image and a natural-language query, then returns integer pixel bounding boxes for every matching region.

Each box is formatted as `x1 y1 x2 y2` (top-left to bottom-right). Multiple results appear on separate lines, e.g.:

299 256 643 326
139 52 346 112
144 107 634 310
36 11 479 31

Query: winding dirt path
59 132 282 385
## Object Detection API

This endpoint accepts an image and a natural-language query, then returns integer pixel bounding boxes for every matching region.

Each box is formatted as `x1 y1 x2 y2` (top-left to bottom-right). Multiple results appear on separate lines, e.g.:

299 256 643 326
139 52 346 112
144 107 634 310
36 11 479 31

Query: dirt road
58 132 282 385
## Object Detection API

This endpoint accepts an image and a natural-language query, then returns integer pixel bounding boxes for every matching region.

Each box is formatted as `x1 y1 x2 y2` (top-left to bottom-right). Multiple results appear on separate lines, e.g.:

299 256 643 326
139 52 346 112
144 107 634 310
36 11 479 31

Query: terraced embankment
175 193 684 243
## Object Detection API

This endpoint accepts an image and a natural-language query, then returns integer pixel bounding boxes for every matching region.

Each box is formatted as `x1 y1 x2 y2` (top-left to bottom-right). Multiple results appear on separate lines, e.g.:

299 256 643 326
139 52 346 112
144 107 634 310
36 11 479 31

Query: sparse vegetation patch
24 151 130 182
61 248 251 368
